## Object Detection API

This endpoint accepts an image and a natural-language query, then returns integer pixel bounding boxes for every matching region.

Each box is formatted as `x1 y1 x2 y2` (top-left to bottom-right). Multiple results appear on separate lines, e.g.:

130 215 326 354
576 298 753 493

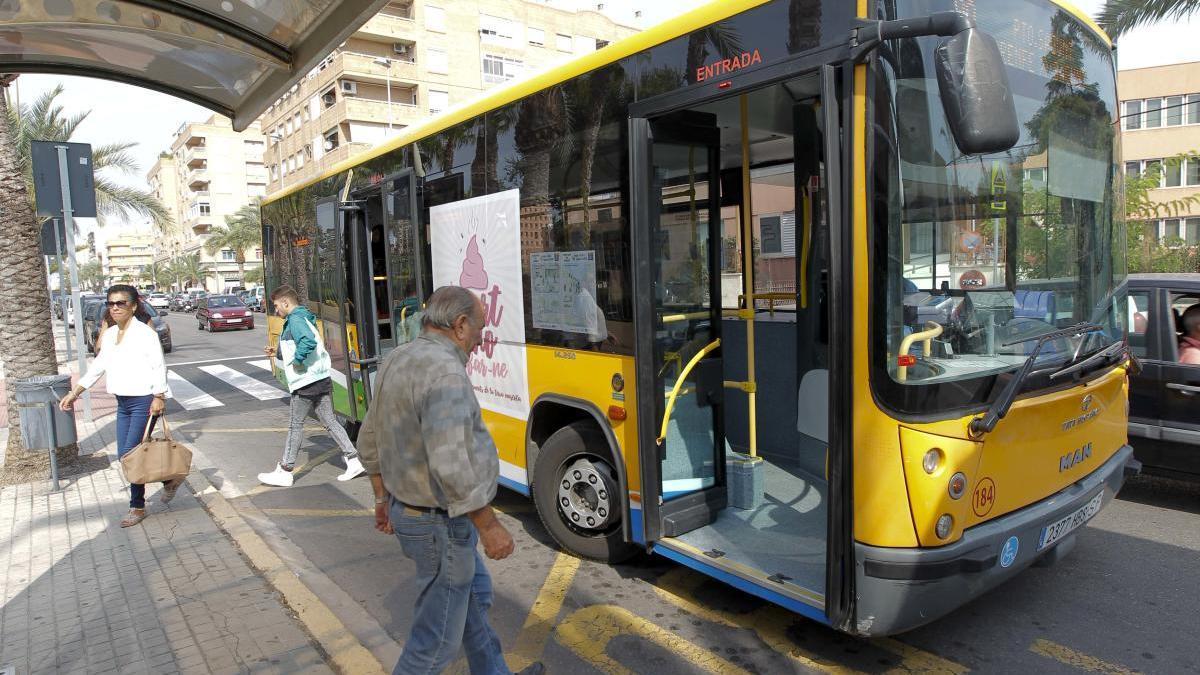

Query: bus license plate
1037 492 1103 551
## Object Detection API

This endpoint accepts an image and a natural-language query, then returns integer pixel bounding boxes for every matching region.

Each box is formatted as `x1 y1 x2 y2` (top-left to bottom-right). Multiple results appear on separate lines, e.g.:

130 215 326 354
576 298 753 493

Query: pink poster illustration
430 189 529 420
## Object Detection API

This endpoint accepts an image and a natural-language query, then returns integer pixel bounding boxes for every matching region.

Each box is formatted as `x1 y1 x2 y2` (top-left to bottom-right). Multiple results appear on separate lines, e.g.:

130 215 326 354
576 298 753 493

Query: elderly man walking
357 286 542 675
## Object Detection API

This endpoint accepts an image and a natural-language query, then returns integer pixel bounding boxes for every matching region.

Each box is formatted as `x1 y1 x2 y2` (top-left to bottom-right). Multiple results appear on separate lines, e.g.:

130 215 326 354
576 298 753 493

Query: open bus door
630 64 851 628
341 184 391 410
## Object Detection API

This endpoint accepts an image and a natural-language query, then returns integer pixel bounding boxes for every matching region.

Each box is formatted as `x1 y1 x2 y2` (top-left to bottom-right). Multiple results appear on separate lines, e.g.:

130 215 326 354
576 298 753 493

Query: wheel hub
557 457 616 531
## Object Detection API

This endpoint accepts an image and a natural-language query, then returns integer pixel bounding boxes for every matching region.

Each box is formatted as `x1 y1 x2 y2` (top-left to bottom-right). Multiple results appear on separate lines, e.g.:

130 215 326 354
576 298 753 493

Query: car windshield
208 296 244 308
872 0 1126 412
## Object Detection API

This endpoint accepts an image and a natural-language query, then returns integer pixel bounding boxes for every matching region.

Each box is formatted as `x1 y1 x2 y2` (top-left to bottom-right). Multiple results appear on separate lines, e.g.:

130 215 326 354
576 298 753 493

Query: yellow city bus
261 0 1138 635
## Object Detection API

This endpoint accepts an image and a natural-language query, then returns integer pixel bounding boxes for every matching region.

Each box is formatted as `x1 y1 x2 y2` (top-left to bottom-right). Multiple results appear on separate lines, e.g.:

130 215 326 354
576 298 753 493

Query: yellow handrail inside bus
897 321 944 382
658 338 721 446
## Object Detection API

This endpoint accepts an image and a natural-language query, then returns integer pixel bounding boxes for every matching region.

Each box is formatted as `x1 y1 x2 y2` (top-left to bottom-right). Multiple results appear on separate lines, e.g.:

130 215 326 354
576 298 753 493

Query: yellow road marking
555 604 752 675
261 508 373 518
509 552 581 670
651 568 860 674
1030 639 1141 675
651 567 968 675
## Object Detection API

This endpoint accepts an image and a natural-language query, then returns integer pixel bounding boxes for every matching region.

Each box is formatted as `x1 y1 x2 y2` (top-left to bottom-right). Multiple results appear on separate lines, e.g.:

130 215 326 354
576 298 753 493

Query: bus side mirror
935 28 1019 155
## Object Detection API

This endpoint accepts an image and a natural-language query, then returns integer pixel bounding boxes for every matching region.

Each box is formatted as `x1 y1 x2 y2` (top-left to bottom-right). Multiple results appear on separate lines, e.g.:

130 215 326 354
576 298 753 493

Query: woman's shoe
120 508 147 528
161 478 183 503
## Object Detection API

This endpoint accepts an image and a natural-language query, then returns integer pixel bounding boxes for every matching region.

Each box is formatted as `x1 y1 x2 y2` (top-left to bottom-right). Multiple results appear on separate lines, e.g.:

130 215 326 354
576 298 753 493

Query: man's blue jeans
390 498 510 675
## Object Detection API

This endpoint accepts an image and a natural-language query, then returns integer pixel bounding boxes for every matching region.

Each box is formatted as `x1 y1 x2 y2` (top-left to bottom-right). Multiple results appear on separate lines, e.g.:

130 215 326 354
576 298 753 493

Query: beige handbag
120 415 193 485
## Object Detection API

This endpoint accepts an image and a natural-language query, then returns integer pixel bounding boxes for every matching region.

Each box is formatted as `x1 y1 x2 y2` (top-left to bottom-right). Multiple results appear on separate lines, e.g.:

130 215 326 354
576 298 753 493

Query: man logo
1081 394 1093 412
1060 442 1093 472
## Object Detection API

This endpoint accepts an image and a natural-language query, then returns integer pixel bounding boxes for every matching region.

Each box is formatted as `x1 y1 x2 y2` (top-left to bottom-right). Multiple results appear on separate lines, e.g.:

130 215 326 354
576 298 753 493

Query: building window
1188 158 1200 186
427 47 448 74
1189 94 1200 125
1167 95 1185 126
221 250 236 261
428 89 449 115
324 128 339 151
321 86 337 109
243 140 264 155
479 14 517 45
425 5 445 32
1187 218 1200 245
1125 161 1141 178
1145 98 1163 128
293 112 302 131
1145 159 1162 185
1165 158 1183 187
528 27 544 46
248 184 266 198
482 55 523 84
556 33 572 52
1123 100 1141 130
1163 218 1181 241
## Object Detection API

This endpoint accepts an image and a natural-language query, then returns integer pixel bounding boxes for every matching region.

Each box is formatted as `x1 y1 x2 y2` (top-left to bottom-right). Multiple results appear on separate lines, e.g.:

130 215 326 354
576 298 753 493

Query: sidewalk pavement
0 416 332 674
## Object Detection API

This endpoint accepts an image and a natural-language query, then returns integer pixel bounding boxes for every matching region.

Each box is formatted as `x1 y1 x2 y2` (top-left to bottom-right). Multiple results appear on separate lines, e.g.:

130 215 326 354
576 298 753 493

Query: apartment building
1119 61 1200 243
259 0 638 194
104 232 155 285
148 115 267 292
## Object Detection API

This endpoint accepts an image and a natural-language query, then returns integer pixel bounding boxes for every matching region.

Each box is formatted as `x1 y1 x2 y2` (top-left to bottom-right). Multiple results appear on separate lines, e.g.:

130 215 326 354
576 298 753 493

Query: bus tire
532 422 638 563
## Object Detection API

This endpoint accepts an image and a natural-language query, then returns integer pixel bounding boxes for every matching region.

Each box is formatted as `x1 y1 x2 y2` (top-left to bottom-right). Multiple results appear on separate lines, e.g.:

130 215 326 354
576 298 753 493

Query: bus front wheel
532 422 639 564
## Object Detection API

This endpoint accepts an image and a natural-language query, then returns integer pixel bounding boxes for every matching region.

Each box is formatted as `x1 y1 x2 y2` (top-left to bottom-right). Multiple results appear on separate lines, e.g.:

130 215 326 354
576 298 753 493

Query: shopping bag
120 415 193 484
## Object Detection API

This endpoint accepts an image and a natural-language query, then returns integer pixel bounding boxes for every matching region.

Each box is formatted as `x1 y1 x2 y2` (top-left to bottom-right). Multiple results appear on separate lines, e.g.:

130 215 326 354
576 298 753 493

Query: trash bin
14 374 76 451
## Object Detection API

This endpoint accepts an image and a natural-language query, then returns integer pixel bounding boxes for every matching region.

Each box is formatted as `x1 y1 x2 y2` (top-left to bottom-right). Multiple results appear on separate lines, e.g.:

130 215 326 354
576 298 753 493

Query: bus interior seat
796 369 828 444
1014 290 1055 322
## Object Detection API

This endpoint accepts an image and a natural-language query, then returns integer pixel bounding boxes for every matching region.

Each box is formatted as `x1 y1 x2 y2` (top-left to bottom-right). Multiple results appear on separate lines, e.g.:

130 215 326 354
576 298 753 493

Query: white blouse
78 320 170 397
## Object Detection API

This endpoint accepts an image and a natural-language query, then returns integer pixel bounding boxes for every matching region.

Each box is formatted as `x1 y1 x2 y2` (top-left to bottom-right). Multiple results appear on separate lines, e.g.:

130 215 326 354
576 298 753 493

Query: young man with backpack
258 285 364 486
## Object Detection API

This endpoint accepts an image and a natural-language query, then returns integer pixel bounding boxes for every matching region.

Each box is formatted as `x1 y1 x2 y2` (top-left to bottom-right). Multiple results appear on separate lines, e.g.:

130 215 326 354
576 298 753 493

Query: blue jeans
115 394 165 509
390 499 510 675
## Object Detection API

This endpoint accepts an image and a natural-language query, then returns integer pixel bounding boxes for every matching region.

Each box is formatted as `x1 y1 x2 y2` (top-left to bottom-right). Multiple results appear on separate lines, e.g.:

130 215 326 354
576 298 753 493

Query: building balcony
320 142 373 167
183 133 206 149
356 11 417 42
188 215 216 235
338 51 419 86
339 96 423 128
185 146 207 168
187 169 209 190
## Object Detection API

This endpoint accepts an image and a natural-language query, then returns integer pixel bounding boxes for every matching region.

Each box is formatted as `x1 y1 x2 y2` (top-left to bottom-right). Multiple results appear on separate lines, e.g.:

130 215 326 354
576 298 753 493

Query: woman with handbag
59 284 175 528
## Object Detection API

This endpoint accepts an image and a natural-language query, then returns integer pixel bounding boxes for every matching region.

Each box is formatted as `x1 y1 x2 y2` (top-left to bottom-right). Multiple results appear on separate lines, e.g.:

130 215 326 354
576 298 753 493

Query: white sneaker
338 457 365 482
258 464 294 487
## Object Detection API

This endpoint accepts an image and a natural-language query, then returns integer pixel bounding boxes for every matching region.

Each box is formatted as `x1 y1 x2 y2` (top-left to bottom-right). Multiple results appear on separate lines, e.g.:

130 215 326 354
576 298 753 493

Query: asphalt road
155 310 1200 674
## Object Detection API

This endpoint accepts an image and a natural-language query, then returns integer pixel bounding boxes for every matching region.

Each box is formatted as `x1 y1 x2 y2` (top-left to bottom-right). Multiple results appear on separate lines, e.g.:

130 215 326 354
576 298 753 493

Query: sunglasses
105 300 134 308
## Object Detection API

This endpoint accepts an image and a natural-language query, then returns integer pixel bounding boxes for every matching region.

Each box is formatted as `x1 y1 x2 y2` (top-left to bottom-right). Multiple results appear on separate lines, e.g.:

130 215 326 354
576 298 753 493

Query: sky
12 0 1199 251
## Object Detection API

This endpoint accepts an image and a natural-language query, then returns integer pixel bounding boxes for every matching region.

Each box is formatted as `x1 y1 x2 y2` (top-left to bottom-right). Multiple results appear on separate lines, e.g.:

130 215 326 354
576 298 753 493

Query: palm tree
1 83 172 468
1097 0 1200 37
174 253 204 289
204 199 262 288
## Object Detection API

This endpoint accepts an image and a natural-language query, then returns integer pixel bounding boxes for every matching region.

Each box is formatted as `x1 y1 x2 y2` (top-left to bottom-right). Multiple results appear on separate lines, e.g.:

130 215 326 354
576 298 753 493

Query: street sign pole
56 145 90 421
51 217 72 361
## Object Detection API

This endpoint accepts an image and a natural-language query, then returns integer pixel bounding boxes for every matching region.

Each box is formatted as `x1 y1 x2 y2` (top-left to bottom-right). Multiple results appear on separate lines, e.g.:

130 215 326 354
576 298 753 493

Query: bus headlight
948 472 967 499
936 514 954 539
923 448 942 474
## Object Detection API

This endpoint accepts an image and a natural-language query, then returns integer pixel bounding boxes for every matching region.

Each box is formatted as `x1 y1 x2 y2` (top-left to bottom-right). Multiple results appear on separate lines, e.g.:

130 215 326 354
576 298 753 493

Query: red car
196 294 255 331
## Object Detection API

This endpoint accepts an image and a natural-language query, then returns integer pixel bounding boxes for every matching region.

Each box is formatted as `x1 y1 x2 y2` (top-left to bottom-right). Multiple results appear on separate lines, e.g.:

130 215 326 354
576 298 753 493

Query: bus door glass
314 196 356 418
641 112 728 536
384 170 424 345
344 186 390 406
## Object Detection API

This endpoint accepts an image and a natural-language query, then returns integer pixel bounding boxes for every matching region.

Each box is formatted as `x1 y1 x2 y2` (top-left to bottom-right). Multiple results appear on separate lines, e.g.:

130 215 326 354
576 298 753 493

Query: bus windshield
873 0 1126 413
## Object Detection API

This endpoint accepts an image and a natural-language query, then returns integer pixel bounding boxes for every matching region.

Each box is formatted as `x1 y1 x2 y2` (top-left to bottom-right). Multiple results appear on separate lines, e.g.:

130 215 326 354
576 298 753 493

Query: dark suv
1126 274 1200 481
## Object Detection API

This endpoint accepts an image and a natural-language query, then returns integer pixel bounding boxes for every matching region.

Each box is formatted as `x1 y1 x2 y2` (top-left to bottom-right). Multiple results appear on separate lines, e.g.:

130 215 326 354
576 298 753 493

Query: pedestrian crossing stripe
163 360 287 411
198 364 289 401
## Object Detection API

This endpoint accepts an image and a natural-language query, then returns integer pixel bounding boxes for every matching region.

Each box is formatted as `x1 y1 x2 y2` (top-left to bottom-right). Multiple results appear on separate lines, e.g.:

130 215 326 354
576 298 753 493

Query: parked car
66 293 101 327
147 293 170 315
169 293 188 312
246 287 266 312
1126 273 1200 481
196 294 254 331
85 298 172 354
184 290 207 312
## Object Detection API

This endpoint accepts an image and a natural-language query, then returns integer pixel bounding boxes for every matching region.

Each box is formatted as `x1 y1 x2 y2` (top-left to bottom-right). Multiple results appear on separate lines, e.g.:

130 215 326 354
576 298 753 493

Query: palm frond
92 177 172 227
1096 0 1200 38
90 142 140 175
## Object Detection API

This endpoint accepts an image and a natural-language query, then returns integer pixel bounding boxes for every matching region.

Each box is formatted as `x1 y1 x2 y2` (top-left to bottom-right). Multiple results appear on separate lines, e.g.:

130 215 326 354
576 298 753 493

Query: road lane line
167 354 264 367
1030 639 1140 675
200 364 287 400
261 508 372 517
555 604 752 675
248 359 273 372
167 370 223 410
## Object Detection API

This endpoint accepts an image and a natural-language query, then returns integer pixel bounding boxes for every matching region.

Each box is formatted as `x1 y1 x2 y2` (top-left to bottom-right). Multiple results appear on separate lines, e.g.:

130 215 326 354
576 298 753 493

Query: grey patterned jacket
356 332 499 517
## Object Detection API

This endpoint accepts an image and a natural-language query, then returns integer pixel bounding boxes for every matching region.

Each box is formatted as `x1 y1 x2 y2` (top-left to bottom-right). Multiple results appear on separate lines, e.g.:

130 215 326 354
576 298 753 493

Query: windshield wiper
968 322 1104 438
1050 340 1125 381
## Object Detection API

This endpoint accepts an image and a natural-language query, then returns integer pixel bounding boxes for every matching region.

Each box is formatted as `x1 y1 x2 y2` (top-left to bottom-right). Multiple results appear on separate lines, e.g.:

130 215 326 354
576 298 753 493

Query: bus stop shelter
0 0 389 129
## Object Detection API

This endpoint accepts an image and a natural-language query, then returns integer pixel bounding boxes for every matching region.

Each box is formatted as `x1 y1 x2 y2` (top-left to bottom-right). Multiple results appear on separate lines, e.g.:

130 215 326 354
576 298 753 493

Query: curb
185 468 388 675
